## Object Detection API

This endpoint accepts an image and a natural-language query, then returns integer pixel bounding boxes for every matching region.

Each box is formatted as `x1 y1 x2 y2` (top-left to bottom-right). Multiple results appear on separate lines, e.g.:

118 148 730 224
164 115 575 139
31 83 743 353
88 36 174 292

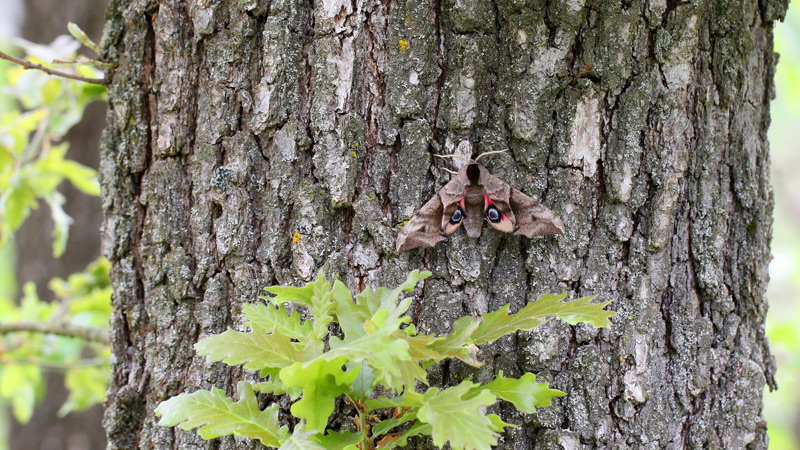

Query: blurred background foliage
0 1 797 449
765 1 800 448
0 30 109 450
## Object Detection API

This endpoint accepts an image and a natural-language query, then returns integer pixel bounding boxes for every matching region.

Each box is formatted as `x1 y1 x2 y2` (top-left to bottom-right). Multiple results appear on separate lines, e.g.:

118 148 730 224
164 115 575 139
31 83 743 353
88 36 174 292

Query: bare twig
0 321 109 344
0 49 107 85
0 356 108 371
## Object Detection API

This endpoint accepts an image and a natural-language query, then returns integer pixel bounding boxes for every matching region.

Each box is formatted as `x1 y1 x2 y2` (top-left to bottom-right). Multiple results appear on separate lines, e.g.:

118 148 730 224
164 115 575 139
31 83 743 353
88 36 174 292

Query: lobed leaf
326 313 417 391
243 303 311 340
481 372 566 414
315 430 364 450
195 328 323 371
155 382 289 446
280 358 360 431
473 293 614 345
365 390 425 410
417 381 499 450
372 410 418 436
426 316 482 366
334 270 430 341
277 426 325 450
377 422 432 450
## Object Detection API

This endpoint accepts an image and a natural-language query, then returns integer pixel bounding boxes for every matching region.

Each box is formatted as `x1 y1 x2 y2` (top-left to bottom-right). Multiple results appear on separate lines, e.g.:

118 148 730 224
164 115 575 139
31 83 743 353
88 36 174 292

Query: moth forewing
508 188 566 238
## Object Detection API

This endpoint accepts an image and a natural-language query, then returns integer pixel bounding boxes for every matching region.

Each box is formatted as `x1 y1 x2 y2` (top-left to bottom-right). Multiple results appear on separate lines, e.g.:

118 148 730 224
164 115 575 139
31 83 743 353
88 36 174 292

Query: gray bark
99 0 785 448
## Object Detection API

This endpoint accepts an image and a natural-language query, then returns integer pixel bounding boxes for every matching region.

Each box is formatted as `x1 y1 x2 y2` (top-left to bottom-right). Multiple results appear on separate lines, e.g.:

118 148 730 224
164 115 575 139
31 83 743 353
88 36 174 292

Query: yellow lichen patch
398 40 410 52
352 150 358 158
292 231 302 244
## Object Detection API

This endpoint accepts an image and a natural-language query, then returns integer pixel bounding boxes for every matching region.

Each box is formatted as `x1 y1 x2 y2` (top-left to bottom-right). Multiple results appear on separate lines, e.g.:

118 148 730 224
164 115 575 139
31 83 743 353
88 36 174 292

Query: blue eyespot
487 206 501 223
450 208 463 224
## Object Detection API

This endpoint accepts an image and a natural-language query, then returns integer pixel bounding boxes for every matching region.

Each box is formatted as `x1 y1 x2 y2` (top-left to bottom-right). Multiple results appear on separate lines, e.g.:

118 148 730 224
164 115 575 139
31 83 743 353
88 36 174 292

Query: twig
0 356 108 371
0 49 107 85
0 321 109 344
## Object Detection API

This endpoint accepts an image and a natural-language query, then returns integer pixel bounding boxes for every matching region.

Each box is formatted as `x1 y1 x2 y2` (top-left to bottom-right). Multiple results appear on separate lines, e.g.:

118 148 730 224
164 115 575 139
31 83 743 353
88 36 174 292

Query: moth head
465 163 481 185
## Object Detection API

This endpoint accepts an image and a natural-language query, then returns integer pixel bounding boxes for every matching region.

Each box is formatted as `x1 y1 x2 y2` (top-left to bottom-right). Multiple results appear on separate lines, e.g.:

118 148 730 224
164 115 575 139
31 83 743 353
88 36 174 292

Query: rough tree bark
99 0 785 448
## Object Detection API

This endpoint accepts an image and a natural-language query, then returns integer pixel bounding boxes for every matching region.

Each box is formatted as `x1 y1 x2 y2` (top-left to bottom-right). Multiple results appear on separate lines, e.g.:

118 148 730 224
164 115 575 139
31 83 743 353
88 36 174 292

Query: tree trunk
99 0 785 448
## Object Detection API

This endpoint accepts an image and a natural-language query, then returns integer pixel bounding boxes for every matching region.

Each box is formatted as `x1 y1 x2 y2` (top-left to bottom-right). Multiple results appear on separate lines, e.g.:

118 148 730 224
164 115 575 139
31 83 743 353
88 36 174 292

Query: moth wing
396 174 466 252
481 172 516 233
396 194 447 252
437 174 466 216
509 188 565 237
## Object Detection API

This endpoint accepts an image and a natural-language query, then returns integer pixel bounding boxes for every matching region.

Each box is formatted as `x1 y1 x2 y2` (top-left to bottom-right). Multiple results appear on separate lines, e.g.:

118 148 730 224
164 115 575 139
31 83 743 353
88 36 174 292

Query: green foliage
0 35 110 426
765 4 800 449
0 258 110 422
0 37 105 257
156 271 614 450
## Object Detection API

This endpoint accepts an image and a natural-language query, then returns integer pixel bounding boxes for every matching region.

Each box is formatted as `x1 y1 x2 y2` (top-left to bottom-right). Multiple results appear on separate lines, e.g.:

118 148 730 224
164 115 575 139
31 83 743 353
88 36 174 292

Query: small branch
0 49 108 85
0 321 109 344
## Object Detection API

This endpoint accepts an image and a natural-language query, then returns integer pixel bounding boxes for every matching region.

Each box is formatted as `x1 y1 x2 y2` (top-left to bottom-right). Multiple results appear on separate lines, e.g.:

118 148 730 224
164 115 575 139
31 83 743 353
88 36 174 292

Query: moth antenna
475 150 509 162
434 153 470 163
440 167 457 175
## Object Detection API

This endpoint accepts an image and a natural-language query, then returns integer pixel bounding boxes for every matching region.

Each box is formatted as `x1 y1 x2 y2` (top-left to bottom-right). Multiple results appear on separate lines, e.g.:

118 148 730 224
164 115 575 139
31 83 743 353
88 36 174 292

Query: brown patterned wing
396 174 467 252
481 170 517 233
508 187 565 237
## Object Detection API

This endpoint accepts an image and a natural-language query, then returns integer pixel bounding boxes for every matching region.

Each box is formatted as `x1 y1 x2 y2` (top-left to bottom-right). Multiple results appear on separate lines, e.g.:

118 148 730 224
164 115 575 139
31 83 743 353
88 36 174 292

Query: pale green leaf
252 379 291 396
326 317 414 391
68 22 100 54
378 422 432 450
243 303 311 340
281 357 360 430
481 372 565 414
473 293 614 345
58 364 108 416
427 316 482 366
58 160 100 196
316 430 365 450
417 381 499 450
278 426 325 450
350 270 430 324
372 410 418 436
348 360 376 401
365 390 425 410
0 364 41 423
486 414 515 431
194 328 323 371
155 382 289 446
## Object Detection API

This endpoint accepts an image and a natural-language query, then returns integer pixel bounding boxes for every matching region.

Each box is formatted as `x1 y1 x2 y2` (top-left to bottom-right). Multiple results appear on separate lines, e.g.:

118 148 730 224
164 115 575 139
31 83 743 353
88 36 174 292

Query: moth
396 160 565 252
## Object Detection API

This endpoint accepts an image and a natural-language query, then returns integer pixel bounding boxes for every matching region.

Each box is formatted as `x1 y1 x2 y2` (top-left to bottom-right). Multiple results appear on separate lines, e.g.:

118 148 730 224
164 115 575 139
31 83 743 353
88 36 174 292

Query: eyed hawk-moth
396 161 564 252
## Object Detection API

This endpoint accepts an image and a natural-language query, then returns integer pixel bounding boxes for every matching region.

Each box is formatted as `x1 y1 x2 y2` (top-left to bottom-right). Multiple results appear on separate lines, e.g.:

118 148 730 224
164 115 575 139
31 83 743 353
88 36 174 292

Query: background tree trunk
99 0 785 448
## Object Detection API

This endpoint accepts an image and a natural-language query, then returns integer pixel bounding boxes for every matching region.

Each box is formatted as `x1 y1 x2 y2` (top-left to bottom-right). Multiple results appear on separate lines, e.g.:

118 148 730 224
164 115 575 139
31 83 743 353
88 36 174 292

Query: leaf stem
0 49 108 85
0 321 109 343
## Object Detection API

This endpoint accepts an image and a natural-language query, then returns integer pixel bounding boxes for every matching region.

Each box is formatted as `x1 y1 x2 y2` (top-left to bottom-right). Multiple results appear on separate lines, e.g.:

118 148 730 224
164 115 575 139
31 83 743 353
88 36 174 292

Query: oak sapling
155 270 614 450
